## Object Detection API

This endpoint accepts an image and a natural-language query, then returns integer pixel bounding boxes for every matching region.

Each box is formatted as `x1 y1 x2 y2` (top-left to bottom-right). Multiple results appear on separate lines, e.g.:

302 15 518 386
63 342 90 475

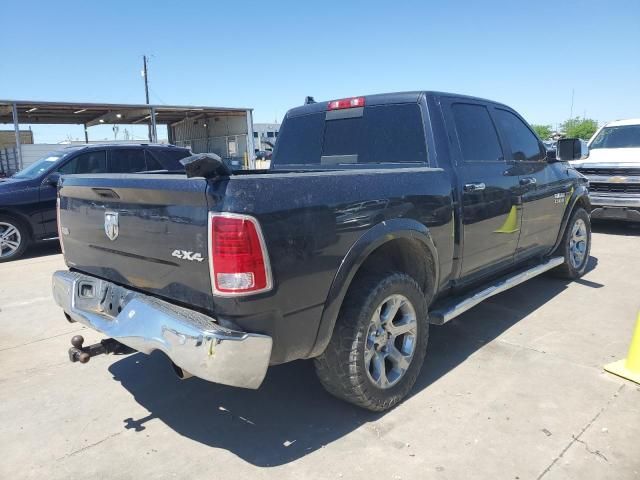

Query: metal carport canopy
0 99 251 126
0 99 254 168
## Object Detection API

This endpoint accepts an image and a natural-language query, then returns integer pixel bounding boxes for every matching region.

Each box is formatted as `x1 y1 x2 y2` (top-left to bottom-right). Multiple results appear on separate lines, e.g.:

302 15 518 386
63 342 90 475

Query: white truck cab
571 118 640 222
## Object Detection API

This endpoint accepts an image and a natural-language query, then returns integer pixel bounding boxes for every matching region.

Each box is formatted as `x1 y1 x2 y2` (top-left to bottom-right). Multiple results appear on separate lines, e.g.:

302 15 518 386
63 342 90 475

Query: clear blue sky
2 0 639 143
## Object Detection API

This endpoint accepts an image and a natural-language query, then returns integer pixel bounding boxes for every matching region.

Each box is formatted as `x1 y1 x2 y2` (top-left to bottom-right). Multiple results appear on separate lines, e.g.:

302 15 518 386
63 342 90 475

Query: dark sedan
0 143 191 261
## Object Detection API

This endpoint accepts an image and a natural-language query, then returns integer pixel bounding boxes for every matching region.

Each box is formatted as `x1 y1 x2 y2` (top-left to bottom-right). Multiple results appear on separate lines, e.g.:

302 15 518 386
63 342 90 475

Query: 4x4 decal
171 250 205 262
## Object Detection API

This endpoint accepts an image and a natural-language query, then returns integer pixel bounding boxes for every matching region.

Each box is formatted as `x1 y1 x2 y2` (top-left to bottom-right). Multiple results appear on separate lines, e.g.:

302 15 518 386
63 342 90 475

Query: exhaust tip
171 362 193 380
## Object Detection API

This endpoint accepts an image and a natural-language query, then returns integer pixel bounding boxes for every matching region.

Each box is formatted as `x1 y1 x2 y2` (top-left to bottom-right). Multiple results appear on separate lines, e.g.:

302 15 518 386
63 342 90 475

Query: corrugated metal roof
0 100 251 126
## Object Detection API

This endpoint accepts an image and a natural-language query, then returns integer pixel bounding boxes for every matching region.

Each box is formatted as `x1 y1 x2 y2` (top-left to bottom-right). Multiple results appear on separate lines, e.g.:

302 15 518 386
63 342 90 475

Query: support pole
143 55 152 141
84 123 89 144
150 106 157 143
246 109 255 169
12 103 22 170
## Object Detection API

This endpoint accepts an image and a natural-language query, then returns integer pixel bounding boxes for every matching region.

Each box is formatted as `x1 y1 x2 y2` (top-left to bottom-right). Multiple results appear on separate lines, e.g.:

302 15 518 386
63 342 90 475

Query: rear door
443 99 521 279
492 108 570 259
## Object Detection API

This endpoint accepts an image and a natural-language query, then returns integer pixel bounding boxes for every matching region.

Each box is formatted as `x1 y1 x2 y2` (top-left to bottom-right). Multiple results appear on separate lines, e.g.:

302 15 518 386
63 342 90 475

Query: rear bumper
52 270 272 389
589 193 640 222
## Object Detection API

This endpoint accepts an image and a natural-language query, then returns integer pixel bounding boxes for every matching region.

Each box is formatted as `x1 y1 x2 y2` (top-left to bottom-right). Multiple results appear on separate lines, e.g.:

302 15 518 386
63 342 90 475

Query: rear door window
147 148 190 170
109 149 147 173
451 103 504 162
272 103 427 167
144 151 163 170
58 151 107 174
494 109 545 161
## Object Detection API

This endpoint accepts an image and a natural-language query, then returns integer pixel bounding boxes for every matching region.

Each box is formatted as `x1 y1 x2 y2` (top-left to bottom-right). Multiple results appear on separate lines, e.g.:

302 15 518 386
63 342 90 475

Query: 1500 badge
171 250 205 262
553 193 566 204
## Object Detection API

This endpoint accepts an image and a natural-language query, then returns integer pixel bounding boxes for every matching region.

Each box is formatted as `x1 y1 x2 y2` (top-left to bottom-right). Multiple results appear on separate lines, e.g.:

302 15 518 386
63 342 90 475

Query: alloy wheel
569 218 588 269
0 222 22 259
364 294 417 389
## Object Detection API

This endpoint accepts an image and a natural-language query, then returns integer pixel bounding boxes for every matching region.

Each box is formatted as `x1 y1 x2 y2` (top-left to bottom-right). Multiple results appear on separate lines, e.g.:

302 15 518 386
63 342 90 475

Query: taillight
56 196 65 255
327 96 365 111
208 213 272 296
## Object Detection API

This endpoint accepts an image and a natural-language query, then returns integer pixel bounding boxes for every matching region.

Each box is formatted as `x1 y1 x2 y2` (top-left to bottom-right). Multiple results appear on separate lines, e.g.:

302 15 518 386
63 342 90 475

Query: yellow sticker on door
494 206 520 234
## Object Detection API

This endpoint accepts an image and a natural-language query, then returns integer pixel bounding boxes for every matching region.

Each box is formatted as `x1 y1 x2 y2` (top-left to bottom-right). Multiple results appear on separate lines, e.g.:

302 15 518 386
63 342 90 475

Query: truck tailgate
58 174 213 311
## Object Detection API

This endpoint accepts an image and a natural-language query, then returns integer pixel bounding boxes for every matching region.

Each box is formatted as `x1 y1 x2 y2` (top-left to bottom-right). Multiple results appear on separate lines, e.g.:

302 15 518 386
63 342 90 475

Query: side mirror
546 148 557 162
44 172 61 186
557 138 588 161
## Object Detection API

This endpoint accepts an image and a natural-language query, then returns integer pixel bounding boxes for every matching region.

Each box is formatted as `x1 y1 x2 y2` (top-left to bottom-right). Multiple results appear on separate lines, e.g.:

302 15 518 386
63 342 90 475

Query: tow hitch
68 335 133 363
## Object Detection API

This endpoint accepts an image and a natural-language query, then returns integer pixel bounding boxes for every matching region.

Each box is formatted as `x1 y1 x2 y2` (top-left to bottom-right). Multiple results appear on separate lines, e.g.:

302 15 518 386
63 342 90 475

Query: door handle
519 177 537 186
463 182 486 192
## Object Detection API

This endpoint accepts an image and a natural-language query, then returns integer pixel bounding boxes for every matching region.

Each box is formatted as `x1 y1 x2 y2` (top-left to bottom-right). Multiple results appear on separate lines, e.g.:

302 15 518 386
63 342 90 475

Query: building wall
170 113 250 161
253 123 280 151
0 130 33 149
21 144 64 167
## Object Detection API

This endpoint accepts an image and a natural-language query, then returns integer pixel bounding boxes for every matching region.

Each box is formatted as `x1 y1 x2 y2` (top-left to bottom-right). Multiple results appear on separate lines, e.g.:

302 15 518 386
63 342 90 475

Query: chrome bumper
589 194 640 222
52 270 272 389
589 193 640 208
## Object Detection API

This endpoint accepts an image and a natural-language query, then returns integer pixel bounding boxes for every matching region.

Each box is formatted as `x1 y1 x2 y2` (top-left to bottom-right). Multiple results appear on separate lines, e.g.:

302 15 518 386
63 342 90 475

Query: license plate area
74 278 132 318
602 207 628 219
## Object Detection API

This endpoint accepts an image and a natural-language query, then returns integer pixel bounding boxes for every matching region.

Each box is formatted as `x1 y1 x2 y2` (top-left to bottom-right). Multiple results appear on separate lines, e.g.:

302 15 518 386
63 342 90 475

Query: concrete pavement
1 224 639 479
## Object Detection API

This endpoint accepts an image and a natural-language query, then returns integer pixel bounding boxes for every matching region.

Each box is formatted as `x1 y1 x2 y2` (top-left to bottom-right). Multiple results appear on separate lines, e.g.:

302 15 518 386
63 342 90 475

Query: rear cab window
271 103 428 168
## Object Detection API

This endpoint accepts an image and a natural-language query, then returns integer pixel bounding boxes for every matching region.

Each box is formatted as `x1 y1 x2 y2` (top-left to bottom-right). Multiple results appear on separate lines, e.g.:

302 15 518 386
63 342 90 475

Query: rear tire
553 207 591 279
0 215 30 263
314 272 429 412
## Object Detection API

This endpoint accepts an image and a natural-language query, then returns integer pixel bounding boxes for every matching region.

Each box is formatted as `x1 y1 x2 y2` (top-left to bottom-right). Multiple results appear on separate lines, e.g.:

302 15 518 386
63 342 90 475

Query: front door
492 108 571 260
444 100 521 280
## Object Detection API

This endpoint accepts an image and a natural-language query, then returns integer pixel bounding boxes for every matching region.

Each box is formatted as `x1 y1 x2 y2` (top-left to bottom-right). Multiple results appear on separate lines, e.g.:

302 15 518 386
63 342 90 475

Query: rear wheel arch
308 219 438 358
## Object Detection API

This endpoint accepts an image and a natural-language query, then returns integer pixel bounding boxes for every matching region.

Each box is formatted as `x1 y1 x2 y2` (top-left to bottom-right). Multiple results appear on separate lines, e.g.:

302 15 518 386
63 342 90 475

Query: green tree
531 124 553 140
561 117 599 140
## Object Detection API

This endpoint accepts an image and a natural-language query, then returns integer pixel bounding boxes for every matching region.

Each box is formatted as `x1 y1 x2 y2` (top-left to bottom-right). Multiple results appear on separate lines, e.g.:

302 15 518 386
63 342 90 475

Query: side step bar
429 256 565 325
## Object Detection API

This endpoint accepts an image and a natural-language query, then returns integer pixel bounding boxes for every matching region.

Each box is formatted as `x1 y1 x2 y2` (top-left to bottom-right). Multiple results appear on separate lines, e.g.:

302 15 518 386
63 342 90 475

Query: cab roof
285 91 510 118
603 118 640 127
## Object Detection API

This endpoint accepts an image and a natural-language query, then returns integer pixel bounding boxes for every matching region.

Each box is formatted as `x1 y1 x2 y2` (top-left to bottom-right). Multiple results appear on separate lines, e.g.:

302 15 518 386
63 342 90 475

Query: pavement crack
536 384 624 480
56 431 124 461
572 435 608 462
498 338 547 355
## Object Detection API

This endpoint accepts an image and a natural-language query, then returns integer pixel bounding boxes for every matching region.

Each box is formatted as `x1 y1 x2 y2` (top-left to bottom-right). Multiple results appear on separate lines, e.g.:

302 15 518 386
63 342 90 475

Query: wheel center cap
373 331 390 349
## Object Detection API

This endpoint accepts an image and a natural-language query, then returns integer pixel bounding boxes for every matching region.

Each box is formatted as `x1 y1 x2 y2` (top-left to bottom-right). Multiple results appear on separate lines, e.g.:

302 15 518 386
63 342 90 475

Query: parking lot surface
1 224 639 480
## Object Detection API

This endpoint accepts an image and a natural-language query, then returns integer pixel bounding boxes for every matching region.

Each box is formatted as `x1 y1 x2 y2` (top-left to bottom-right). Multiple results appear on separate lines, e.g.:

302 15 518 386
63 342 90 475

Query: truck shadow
592 220 640 237
108 257 599 467
23 240 61 259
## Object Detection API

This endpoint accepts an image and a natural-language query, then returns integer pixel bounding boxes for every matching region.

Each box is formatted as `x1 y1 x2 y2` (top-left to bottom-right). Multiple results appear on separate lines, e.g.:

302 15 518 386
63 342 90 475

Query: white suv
571 118 640 222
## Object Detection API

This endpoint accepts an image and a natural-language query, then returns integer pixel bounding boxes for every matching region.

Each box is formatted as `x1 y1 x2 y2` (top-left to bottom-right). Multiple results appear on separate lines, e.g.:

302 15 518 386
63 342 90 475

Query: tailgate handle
92 188 120 199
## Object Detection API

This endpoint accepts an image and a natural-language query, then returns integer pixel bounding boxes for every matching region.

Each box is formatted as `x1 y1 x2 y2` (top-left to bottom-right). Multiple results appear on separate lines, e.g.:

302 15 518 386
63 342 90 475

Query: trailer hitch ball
68 335 133 364
69 335 91 363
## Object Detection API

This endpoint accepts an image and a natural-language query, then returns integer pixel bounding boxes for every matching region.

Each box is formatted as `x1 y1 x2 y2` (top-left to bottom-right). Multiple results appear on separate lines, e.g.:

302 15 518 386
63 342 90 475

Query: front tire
553 207 591 279
314 272 429 411
0 215 29 263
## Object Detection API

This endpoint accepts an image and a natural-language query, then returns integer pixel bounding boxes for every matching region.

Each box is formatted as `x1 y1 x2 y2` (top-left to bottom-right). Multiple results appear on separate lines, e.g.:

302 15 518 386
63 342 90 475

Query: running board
429 256 564 325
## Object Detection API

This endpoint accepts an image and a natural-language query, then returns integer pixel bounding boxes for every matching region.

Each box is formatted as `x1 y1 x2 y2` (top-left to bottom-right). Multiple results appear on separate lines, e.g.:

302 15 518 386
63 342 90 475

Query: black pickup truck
53 92 591 411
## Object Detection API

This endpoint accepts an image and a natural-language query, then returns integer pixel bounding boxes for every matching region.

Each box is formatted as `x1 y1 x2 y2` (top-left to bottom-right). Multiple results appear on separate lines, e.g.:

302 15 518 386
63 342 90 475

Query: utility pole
142 55 151 141
569 88 575 119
